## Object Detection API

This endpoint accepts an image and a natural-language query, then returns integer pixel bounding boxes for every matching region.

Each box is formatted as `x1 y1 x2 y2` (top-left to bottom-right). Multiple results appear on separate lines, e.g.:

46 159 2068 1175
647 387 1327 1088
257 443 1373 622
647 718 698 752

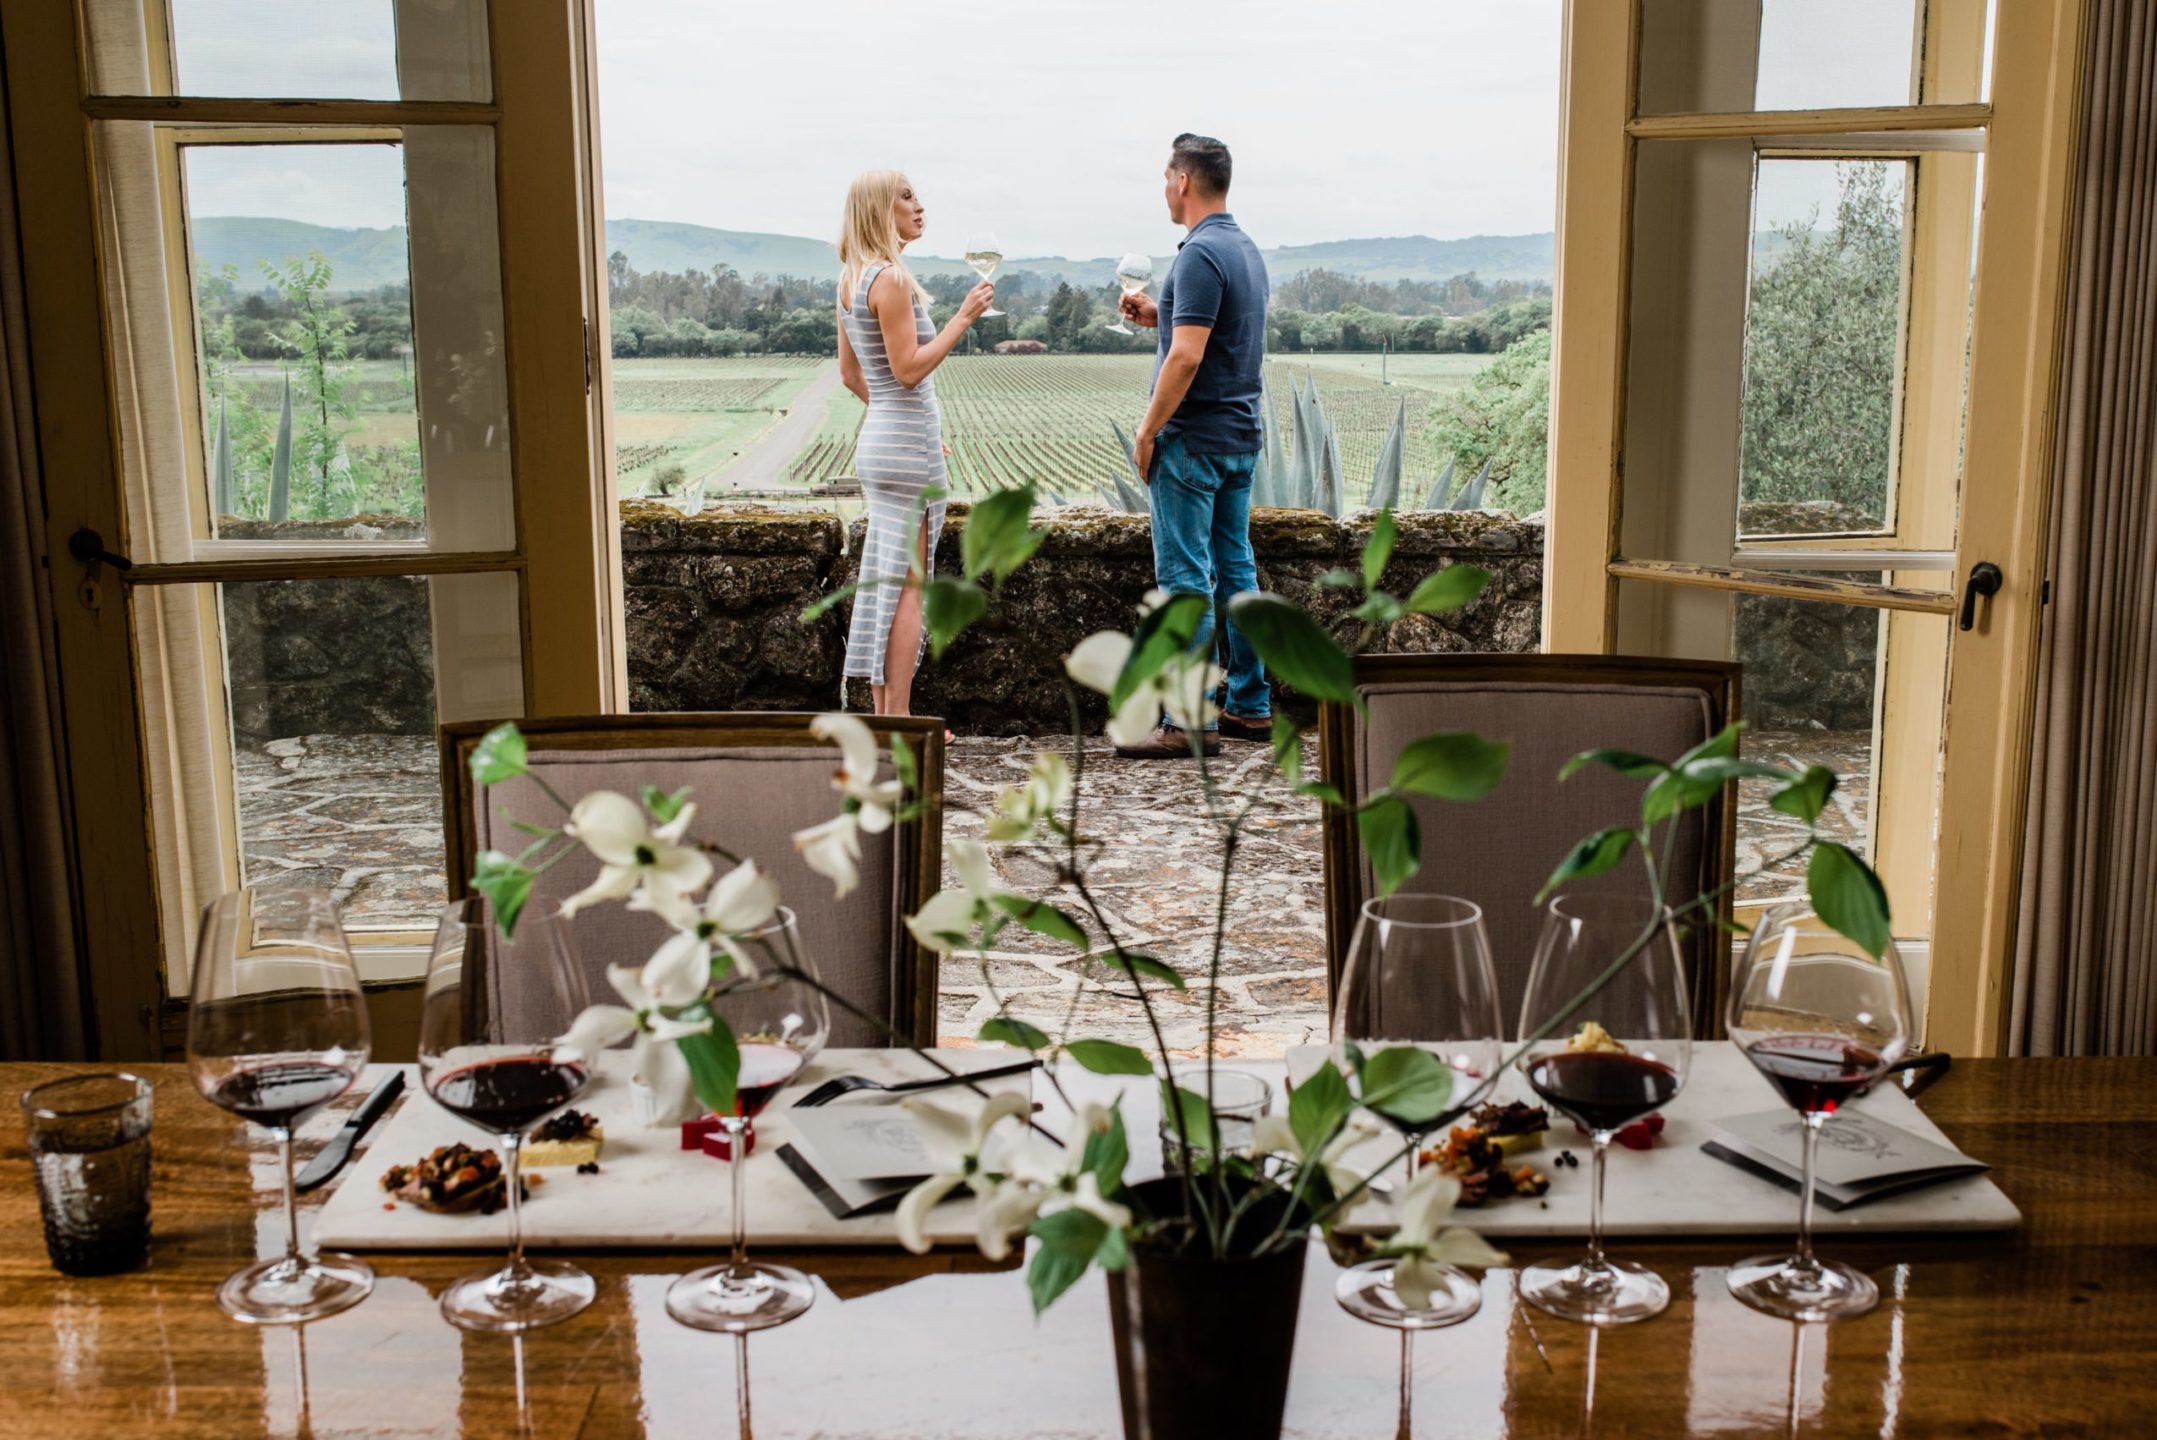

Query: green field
611 351 1498 510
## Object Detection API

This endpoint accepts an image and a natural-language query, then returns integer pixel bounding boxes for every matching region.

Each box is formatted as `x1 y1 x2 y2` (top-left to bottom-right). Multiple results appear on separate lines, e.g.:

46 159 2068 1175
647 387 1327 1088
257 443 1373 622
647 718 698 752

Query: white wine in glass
1104 252 1152 335
963 231 1004 317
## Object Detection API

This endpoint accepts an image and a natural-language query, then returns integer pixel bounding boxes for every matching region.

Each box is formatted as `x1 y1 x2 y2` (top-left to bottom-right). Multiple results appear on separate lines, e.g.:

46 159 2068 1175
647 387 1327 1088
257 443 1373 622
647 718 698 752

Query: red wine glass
1330 894 1503 1329
187 887 373 1324
1726 901 1913 1321
667 908 830 1333
1515 894 1692 1325
419 896 596 1333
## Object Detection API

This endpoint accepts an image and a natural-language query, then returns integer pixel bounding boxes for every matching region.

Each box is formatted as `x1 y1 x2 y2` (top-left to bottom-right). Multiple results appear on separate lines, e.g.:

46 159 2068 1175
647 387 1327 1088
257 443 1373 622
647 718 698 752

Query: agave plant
1367 396 1407 513
267 372 294 522
211 394 235 518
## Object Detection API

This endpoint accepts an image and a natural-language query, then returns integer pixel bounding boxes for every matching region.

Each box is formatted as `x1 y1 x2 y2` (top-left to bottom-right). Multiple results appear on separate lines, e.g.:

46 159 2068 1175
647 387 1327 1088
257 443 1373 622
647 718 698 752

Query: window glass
83 0 491 101
1636 0 1990 115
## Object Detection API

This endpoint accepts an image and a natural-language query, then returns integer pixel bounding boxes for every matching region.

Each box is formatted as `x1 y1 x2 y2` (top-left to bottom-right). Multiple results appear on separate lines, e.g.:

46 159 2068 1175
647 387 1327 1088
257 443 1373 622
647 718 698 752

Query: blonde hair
837 169 933 310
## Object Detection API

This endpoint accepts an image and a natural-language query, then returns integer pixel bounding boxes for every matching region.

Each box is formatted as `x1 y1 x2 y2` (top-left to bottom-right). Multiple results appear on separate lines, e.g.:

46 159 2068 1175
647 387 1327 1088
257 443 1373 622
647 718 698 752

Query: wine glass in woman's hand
189 886 373 1324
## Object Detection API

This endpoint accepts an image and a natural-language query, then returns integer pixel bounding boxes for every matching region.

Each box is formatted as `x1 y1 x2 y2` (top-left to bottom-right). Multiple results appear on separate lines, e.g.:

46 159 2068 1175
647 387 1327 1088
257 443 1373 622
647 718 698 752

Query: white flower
558 790 713 919
965 1104 1130 1261
1383 1169 1509 1311
987 752 1073 841
793 812 862 899
1064 630 1224 747
1252 1110 1387 1199
811 713 903 831
553 963 714 1121
893 1090 1034 1254
635 859 781 982
905 839 996 953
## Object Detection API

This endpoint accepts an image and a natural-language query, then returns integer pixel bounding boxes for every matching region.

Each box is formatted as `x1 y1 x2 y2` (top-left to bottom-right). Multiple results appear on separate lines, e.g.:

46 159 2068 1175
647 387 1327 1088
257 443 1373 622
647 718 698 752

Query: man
1117 132 1271 761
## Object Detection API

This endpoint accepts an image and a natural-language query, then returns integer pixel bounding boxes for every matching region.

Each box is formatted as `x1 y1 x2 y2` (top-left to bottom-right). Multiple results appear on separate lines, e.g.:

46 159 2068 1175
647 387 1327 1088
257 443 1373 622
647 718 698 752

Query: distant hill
192 215 1561 294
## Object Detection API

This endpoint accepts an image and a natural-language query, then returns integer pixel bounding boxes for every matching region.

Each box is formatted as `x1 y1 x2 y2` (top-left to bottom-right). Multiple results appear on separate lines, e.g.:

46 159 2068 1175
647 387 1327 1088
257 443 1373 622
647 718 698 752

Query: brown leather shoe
1216 711 1273 742
1113 724 1221 760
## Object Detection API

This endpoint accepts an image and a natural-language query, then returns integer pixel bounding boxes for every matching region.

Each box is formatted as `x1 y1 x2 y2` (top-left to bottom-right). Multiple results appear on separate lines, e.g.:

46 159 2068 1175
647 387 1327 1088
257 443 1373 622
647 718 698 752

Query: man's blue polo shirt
1152 212 1269 455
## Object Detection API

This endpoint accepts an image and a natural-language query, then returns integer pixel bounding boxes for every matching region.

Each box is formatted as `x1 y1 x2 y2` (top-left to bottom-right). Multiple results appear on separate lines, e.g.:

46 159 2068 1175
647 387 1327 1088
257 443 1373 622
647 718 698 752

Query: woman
834 170 994 718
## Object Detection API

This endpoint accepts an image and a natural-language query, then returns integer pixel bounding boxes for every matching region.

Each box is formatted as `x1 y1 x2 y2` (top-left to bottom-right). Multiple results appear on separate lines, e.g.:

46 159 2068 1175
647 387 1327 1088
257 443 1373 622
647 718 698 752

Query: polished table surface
3 1058 2154 1439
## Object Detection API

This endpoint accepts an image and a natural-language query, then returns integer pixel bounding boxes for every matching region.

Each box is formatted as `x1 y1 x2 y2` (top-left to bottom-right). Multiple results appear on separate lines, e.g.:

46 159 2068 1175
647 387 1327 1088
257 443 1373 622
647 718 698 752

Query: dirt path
706 361 846 493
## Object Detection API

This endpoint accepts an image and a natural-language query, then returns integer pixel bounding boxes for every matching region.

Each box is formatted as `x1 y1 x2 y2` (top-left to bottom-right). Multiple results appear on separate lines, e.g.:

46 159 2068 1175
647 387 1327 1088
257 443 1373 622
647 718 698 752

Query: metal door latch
1958 560 2003 632
68 527 133 611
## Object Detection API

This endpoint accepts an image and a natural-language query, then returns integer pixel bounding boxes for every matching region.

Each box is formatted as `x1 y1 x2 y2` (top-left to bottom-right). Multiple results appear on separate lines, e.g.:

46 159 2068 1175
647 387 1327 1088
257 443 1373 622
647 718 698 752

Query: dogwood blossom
634 858 780 981
1252 1111 1389 1199
893 1090 1034 1254
558 790 713 918
811 713 902 831
1063 630 1224 747
1381 1168 1509 1310
904 839 995 953
553 961 714 1120
986 752 1073 841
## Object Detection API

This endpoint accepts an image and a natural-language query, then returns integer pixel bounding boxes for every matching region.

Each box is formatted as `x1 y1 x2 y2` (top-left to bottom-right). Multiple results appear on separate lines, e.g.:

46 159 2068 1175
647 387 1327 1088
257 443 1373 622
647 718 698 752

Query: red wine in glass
426 1056 590 1133
1526 1051 1680 1134
209 1062 361 1131
1742 1036 1885 1115
732 1043 807 1118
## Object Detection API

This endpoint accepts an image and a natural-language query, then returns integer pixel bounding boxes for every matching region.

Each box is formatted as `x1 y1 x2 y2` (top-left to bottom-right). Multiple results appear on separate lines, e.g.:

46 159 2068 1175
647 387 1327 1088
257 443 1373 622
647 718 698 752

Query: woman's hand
957 281 997 325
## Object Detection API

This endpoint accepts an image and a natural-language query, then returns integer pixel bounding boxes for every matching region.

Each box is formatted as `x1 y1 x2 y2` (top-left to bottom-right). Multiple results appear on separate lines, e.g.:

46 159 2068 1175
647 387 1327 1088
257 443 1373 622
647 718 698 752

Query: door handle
67 528 133 572
1958 561 2003 632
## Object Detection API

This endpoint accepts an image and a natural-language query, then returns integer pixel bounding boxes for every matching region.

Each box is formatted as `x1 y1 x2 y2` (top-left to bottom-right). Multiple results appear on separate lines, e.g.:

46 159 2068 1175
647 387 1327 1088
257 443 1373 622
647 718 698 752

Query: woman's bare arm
873 268 994 389
835 305 869 403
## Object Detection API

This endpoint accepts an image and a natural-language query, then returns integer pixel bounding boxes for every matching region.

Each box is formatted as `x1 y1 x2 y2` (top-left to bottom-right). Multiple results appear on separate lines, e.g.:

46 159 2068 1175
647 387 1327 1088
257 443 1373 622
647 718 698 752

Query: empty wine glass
1515 894 1692 1325
418 896 597 1333
1104 252 1152 334
963 231 1004 317
188 886 373 1324
1330 894 1502 1329
666 908 831 1333
1726 902 1913 1321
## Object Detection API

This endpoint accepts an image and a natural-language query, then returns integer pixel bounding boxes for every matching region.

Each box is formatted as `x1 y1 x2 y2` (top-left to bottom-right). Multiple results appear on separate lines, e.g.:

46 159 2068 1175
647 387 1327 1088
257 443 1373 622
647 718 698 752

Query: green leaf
1094 1219 1130 1271
1536 825 1638 904
1356 794 1421 896
1097 950 1187 989
891 734 918 793
502 816 558 839
922 577 988 658
960 483 1045 583
1315 567 1364 590
1112 593 1209 712
1404 563 1491 616
1642 756 1789 826
677 1017 740 1117
1026 1229 1095 1314
1359 1046 1455 1126
468 723 528 786
1159 1082 1216 1153
1558 748 1669 781
1769 764 1837 825
1390 732 1510 802
1272 714 1303 784
471 850 535 937
1673 721 1744 769
1077 1103 1131 1191
1349 591 1407 626
1288 1059 1352 1158
1807 841 1892 960
640 784 691 824
978 1016 1052 1050
1361 509 1397 591
1065 1039 1154 1076
1225 593 1358 705
1297 780 1347 807
991 894 1089 949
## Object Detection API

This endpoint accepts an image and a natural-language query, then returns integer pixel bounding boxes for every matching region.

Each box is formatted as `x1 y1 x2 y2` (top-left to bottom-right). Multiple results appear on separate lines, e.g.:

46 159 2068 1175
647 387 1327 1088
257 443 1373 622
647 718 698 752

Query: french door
3 0 619 1057
1546 0 2085 1054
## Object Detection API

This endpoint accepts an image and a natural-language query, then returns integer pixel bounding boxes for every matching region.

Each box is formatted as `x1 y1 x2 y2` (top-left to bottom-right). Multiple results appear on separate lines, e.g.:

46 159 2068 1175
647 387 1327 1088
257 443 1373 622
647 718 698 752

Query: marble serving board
313 1049 1040 1251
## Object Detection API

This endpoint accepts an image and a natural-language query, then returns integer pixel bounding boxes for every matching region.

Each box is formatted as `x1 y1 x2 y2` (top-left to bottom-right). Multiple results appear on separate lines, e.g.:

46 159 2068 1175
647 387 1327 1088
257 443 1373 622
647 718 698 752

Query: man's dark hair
1169 133 1232 198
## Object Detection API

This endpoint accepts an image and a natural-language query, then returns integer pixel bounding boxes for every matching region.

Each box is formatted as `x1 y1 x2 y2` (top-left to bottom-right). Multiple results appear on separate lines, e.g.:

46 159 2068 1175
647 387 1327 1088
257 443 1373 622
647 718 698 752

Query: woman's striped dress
839 260 948 686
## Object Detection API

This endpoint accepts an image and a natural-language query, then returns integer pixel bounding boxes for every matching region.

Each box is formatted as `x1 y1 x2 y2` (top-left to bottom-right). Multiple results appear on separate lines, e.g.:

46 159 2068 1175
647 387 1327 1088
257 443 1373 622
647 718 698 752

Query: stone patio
236 726 1873 1055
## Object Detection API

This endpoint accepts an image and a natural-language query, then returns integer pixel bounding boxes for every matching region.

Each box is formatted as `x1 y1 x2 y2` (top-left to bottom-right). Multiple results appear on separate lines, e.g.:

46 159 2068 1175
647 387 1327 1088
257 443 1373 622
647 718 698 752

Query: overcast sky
173 0 1939 255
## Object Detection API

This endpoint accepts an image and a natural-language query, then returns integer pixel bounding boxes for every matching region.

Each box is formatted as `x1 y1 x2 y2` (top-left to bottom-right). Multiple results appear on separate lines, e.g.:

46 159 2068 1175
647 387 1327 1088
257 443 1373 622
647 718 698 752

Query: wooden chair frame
1317 654 1742 1037
440 712 947 1048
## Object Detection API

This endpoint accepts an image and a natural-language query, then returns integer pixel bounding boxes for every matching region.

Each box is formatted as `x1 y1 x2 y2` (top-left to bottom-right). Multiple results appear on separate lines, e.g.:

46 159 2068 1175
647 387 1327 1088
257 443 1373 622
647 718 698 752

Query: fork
790 1057 1044 1109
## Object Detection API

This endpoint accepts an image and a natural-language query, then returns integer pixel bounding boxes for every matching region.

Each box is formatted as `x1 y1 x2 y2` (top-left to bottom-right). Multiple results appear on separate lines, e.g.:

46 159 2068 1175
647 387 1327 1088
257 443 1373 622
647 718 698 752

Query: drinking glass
1515 894 1692 1325
419 896 597 1333
188 887 374 1324
1330 894 1503 1329
1104 252 1152 334
1158 1068 1269 1169
22 1073 154 1276
1726 902 1914 1321
667 908 831 1332
963 231 1004 316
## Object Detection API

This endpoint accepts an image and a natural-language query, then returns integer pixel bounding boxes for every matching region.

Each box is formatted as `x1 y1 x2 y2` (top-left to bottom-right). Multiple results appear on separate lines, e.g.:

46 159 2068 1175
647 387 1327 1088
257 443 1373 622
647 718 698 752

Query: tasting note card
1702 1108 1989 1210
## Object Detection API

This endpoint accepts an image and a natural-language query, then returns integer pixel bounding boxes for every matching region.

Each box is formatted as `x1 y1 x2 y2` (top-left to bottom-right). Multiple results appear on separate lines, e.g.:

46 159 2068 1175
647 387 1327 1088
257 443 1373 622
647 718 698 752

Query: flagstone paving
233 726 1872 1056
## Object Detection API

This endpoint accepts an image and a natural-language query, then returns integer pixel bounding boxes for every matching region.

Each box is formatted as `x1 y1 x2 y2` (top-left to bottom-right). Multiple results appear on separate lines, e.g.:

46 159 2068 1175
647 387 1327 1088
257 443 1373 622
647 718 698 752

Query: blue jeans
1147 432 1269 729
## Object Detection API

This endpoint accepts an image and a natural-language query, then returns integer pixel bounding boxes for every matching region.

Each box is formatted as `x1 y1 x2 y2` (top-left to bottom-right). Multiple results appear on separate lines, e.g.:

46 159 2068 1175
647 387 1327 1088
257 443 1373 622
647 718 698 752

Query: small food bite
1421 1122 1553 1206
1469 1100 1550 1158
1566 1021 1628 1055
381 1142 526 1215
524 1109 603 1169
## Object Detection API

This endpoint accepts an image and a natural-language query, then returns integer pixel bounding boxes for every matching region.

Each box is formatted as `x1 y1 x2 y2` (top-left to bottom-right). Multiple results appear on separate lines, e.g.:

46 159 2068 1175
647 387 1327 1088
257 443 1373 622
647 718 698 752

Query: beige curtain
0 62 90 1060
2011 0 2157 1056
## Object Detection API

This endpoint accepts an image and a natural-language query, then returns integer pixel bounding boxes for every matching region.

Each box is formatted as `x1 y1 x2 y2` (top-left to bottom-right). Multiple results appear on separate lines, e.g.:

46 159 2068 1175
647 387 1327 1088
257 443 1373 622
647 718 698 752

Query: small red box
680 1115 722 1150
700 1120 756 1161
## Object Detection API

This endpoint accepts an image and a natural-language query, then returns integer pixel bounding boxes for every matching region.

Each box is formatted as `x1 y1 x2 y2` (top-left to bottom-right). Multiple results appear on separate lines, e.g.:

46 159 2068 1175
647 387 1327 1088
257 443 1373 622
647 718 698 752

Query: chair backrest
1318 655 1739 1038
440 714 944 1049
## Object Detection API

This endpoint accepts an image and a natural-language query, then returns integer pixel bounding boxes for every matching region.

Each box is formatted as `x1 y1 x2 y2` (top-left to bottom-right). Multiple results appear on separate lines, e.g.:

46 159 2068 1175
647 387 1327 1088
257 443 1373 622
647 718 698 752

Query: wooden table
3 1059 2153 1438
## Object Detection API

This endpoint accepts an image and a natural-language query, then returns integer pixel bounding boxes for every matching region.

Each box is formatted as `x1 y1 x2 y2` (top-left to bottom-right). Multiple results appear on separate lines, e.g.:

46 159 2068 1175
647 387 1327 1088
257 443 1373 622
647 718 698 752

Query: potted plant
468 484 1887 1439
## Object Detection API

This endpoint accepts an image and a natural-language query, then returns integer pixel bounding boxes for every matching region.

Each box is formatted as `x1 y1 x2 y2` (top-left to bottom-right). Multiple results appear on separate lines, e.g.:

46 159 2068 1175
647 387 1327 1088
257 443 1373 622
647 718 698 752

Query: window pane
1637 0 1989 115
1737 159 1909 536
83 0 491 101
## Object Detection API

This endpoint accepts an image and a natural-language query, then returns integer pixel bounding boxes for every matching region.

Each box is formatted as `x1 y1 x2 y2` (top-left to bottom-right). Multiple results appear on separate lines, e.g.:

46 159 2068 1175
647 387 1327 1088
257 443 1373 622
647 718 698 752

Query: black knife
295 1071 406 1193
